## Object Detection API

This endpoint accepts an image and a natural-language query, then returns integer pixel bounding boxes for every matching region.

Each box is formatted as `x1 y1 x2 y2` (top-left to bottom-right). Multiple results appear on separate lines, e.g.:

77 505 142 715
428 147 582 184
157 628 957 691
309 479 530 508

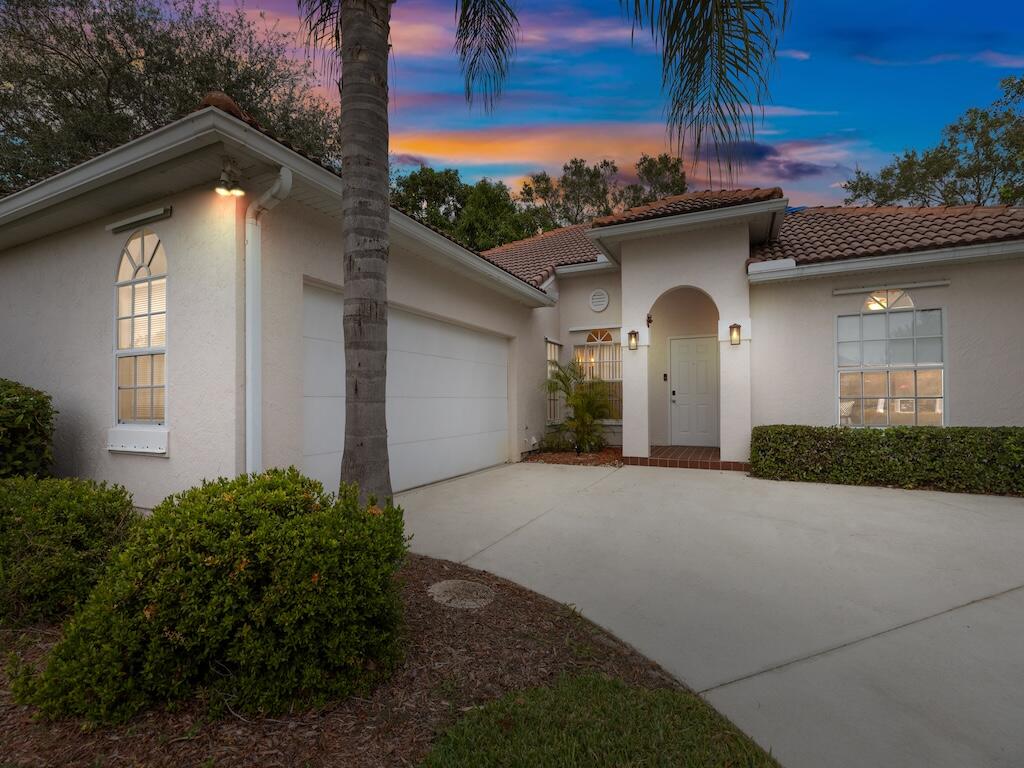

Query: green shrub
0 378 56 478
750 425 1024 495
537 429 574 453
543 362 610 453
0 477 136 625
14 467 408 722
422 673 779 767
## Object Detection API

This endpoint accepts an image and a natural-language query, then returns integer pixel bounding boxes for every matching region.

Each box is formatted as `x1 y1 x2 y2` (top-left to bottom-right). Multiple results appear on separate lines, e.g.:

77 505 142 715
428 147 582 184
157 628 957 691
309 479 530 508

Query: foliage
0 477 136 625
0 378 56 478
750 425 1024 496
521 159 619 227
844 78 1024 206
0 0 343 195
394 153 689 247
544 362 611 453
613 152 689 212
422 673 780 767
454 178 540 250
537 430 574 453
14 468 408 722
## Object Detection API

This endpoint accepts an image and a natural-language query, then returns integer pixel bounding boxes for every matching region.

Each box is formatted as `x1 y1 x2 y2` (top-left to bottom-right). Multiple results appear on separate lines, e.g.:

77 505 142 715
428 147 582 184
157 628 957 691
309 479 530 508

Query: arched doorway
647 286 720 447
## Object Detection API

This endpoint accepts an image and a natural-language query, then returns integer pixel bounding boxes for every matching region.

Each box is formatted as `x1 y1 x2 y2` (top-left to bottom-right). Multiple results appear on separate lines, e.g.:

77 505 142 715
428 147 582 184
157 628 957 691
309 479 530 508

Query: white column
718 318 752 462
622 341 650 457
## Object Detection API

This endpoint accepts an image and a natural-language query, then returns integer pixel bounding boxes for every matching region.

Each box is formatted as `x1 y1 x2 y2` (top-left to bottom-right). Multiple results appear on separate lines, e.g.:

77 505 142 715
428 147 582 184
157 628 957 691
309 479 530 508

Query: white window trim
834 302 948 428
109 230 169 455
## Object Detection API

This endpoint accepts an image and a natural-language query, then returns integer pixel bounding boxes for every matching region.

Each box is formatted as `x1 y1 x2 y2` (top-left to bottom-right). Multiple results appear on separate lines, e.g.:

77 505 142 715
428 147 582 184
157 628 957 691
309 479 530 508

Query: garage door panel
303 338 345 397
302 287 509 493
388 430 508 492
387 395 508 445
303 396 344 455
303 288 344 342
387 354 507 399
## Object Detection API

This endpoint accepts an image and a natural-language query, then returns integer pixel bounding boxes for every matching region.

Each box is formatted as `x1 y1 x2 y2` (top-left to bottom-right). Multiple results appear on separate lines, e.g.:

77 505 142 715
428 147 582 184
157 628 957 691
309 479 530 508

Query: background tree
298 0 790 500
613 153 688 211
390 167 469 233
520 159 619 227
454 179 539 251
844 78 1024 207
0 0 342 196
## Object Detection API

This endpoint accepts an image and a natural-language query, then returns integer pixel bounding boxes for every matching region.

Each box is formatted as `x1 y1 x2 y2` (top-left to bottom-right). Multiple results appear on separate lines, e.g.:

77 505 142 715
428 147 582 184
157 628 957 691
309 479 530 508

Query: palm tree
297 0 790 502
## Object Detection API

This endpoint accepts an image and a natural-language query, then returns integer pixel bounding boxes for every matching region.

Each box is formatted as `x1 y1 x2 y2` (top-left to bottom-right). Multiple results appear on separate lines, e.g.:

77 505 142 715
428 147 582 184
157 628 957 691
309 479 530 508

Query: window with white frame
837 290 943 427
546 339 563 423
572 329 623 420
115 230 167 424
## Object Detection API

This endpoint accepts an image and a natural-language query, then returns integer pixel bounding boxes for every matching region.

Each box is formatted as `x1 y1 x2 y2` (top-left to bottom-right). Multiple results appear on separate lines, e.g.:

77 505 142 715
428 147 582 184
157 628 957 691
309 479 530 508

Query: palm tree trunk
339 0 392 502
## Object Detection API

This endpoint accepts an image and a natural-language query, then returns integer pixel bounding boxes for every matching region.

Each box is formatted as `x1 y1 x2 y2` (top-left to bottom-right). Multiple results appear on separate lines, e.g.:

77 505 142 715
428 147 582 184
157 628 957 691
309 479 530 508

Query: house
2 95 1023 507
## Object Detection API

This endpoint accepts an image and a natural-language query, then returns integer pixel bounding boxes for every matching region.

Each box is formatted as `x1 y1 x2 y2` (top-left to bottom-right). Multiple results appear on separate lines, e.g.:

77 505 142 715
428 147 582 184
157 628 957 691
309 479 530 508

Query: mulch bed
523 447 624 467
1 554 678 767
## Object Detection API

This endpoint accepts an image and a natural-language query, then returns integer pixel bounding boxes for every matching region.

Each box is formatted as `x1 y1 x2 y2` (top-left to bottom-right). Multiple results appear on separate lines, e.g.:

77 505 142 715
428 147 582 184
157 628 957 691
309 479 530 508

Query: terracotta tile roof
481 224 602 286
591 187 784 228
750 205 1024 265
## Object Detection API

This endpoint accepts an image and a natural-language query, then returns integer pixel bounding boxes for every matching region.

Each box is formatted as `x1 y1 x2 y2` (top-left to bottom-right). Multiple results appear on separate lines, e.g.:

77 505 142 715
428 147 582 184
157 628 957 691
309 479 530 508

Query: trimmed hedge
14 468 408 722
0 378 56 478
750 425 1024 495
0 477 136 625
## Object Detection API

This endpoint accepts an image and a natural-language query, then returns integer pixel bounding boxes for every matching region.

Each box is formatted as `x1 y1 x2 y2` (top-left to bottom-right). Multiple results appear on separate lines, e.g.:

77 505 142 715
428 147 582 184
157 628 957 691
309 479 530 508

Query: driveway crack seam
459 466 622 565
697 580 1024 695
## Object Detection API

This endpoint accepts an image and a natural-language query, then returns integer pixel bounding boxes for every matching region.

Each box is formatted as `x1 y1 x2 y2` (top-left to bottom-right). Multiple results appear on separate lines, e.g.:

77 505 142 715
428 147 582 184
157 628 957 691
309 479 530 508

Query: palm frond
296 0 342 82
455 0 520 110
622 0 790 175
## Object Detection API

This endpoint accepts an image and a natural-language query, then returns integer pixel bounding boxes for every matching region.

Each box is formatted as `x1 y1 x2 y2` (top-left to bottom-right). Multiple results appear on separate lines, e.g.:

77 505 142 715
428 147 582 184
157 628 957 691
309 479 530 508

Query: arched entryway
647 286 721 447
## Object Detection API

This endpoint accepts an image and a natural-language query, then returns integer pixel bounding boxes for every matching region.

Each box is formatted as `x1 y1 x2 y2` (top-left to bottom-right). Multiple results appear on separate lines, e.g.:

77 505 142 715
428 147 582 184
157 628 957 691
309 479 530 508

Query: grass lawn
424 673 778 768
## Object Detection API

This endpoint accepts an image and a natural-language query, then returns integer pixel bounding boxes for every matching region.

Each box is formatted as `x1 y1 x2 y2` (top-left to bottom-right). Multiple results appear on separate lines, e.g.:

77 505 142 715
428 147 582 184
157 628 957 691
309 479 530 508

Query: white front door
669 336 719 447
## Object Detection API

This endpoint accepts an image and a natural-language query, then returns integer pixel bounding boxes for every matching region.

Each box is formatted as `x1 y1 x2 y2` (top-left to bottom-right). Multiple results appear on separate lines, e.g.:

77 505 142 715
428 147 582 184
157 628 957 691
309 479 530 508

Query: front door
669 336 719 447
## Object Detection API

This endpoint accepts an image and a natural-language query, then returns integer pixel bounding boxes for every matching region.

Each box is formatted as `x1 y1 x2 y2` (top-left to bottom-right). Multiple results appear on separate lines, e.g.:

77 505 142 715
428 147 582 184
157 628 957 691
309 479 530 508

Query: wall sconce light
646 313 653 327
215 157 246 197
628 330 639 350
729 323 742 346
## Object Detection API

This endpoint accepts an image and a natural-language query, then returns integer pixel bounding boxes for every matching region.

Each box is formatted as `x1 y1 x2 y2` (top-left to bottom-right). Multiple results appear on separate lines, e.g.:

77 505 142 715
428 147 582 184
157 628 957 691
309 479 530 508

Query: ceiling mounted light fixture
215 156 245 197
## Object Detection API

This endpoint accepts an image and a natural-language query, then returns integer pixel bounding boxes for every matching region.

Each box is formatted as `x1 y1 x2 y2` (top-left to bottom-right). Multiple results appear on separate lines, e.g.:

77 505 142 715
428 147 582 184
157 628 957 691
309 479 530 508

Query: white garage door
302 284 509 493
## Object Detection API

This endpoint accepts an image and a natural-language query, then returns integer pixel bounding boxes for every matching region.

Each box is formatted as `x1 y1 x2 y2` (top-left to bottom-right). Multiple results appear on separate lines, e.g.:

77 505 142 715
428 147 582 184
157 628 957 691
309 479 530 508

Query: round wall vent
590 289 610 313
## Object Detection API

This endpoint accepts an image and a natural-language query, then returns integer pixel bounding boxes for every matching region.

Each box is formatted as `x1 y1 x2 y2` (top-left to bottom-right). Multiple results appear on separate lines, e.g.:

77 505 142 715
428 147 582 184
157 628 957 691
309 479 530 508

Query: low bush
0 378 56 478
422 673 779 767
0 477 136 625
14 467 408 722
750 425 1024 495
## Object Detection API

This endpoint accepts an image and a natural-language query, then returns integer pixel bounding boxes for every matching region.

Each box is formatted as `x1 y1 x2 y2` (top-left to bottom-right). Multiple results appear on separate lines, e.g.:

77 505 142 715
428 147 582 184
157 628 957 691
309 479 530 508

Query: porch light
628 330 639 350
214 157 245 197
729 323 741 346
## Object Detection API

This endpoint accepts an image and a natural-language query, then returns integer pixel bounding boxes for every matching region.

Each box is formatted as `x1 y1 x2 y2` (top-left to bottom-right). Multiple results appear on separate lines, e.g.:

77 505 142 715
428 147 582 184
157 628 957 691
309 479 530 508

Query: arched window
571 328 622 419
837 290 944 427
115 230 167 424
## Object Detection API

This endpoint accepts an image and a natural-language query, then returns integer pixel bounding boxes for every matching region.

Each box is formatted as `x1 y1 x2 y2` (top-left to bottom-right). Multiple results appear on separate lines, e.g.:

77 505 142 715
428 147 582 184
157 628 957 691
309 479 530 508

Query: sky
245 0 1024 205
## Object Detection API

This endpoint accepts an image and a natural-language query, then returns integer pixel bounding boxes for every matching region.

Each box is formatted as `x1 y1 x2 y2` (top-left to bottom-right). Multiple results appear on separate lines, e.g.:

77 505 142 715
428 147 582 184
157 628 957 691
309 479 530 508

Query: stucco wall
619 223 753 460
0 187 241 508
750 258 1024 428
259 200 558 472
555 271 622 343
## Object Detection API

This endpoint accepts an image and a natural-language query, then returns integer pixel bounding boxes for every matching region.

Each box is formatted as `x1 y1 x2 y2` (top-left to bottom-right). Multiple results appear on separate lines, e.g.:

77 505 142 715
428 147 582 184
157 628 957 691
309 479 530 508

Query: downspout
245 167 293 474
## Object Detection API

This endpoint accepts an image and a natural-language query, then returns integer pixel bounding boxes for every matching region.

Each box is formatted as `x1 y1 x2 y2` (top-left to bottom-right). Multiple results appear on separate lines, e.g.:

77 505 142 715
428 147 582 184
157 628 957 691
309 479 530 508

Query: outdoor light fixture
729 323 742 346
215 157 245 197
646 313 653 327
628 330 639 350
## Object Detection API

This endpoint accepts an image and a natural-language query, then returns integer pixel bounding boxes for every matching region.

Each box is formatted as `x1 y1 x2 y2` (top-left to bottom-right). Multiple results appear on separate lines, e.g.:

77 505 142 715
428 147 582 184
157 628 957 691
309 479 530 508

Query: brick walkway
623 445 750 472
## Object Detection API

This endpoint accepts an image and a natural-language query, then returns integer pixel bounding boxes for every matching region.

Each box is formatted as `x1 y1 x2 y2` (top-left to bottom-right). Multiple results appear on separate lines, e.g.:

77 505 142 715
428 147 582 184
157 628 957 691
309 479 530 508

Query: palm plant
297 0 790 500
544 361 612 454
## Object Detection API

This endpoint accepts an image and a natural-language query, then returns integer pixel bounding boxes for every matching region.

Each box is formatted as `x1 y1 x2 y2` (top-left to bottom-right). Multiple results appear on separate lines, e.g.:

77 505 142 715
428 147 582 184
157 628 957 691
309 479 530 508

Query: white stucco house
2 96 1023 507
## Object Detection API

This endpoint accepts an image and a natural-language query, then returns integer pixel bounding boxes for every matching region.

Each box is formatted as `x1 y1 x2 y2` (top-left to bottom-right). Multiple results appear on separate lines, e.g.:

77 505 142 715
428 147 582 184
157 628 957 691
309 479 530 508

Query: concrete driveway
397 463 1024 768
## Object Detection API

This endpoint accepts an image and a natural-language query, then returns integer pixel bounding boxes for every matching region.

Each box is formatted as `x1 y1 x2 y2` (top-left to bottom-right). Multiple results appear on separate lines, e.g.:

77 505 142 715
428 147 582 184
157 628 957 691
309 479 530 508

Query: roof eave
747 239 1024 283
587 198 789 260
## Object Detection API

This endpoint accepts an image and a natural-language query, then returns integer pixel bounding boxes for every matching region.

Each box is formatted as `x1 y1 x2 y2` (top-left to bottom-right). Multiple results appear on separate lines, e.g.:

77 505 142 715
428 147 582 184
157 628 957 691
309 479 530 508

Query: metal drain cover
428 579 495 609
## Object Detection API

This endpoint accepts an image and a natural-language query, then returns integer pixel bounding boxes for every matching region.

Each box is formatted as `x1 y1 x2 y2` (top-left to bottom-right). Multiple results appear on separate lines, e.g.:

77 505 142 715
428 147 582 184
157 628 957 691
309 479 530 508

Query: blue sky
251 0 1024 204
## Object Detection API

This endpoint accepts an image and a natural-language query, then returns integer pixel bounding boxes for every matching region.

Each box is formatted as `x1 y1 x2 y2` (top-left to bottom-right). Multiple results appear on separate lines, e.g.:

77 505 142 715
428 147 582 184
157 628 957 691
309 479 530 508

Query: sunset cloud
778 49 811 61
